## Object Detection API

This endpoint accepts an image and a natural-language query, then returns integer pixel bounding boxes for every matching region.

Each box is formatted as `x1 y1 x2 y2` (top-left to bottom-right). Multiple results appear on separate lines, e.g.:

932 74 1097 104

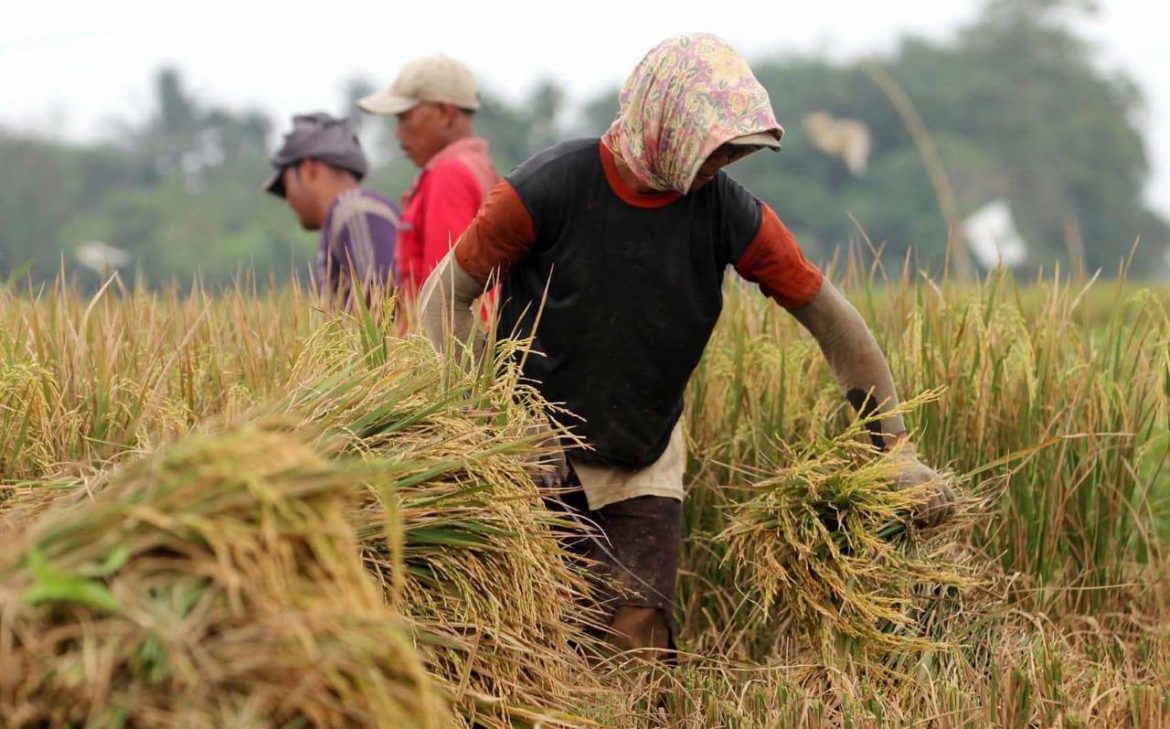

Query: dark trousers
546 479 682 655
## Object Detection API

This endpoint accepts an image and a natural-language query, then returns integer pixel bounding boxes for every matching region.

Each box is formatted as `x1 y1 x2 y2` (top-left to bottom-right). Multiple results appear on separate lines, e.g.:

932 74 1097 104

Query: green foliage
0 67 304 290
726 7 1165 275
1 0 1167 286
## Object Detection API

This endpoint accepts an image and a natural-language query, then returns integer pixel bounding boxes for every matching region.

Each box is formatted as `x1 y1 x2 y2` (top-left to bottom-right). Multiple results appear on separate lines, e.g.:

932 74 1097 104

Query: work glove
889 441 956 529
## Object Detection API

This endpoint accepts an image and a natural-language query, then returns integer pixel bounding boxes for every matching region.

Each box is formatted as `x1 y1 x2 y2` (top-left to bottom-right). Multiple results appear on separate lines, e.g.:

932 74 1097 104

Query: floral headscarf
601 33 783 194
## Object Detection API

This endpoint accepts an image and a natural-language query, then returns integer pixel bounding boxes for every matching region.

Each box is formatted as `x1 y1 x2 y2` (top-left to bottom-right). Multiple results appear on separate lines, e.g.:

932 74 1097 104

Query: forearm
790 280 906 448
418 248 485 358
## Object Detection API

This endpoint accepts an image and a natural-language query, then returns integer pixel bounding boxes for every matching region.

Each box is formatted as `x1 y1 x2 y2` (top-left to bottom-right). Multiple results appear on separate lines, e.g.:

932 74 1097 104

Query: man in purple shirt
263 112 399 309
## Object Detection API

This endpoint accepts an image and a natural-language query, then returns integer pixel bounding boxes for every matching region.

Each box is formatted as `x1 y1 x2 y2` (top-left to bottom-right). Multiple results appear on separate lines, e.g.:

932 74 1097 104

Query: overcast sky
3 0 1169 215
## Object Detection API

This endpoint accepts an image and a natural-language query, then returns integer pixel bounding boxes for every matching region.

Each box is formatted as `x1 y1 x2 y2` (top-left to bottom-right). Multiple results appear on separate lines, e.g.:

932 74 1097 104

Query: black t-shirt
495 138 765 468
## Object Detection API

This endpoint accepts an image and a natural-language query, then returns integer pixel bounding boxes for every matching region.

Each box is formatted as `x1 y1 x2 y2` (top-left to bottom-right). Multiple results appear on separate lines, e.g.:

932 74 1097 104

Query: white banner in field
76 241 132 274
963 199 1027 270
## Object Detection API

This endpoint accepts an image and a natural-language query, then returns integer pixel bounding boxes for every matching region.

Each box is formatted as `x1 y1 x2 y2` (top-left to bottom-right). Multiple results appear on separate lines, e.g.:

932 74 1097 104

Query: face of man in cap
281 160 330 230
394 102 470 167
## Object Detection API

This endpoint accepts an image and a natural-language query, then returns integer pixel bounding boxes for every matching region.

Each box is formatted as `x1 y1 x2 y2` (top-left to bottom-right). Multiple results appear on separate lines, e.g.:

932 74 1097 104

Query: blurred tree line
1 0 1166 288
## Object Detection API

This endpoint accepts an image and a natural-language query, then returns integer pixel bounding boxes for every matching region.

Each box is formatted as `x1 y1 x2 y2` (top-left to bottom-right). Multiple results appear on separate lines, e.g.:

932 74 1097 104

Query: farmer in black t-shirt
418 32 955 656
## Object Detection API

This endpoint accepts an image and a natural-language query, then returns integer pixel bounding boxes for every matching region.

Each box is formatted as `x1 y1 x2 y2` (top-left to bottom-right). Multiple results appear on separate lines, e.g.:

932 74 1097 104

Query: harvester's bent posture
419 33 954 655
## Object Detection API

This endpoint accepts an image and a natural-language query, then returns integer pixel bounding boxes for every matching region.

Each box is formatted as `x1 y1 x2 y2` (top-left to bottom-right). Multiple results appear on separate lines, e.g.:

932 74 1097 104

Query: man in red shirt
359 55 498 314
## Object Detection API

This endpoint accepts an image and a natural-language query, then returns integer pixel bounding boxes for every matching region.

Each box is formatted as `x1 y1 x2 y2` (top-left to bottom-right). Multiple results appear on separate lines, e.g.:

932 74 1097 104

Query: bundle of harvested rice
720 402 977 659
275 337 613 727
357 440 604 728
0 419 446 729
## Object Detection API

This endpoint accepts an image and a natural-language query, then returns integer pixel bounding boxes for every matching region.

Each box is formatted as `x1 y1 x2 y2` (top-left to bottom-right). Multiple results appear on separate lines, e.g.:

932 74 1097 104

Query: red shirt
397 137 498 303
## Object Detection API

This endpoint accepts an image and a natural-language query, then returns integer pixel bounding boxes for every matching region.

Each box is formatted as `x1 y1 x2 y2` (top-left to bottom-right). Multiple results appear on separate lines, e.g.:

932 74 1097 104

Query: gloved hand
889 441 956 529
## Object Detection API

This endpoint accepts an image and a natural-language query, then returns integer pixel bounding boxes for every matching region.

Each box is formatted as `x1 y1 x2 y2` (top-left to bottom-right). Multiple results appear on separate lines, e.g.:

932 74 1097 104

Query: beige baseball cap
358 54 481 116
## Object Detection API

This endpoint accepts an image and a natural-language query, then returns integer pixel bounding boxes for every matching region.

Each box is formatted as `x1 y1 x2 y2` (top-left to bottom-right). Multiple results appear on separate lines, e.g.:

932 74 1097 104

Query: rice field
0 263 1166 727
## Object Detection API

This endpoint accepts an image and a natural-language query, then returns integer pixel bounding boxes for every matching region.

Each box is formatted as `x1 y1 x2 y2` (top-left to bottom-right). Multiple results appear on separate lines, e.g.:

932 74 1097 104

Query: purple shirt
316 188 400 303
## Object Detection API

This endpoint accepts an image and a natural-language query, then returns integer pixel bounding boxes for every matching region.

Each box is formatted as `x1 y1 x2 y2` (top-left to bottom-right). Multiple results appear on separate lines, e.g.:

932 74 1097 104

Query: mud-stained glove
889 443 956 529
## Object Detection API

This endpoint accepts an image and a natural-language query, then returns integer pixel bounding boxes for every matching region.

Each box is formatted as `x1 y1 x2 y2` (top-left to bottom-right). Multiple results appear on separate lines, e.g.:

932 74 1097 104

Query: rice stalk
720 393 979 657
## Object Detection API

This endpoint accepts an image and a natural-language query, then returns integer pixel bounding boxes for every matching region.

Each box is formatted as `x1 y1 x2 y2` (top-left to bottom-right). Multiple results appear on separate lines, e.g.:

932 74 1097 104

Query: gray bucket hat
262 112 369 197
